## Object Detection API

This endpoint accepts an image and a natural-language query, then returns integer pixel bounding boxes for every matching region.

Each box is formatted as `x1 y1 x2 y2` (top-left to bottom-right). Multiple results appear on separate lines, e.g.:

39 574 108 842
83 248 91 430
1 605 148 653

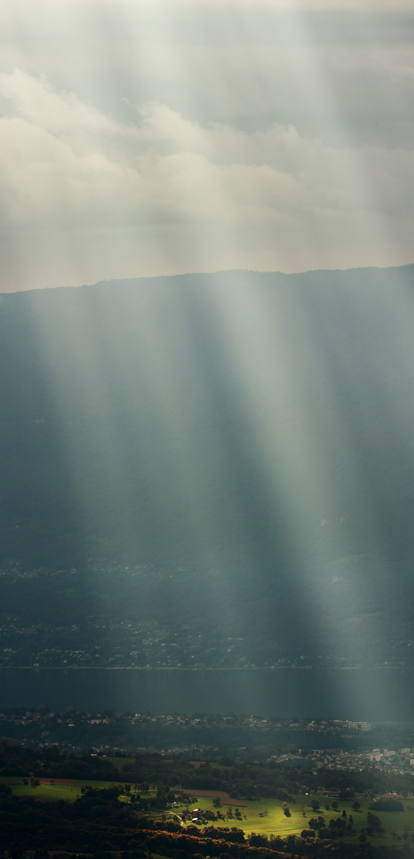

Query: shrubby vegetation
0 778 413 859
2 741 414 857
0 740 120 780
2 740 414 799
371 799 404 812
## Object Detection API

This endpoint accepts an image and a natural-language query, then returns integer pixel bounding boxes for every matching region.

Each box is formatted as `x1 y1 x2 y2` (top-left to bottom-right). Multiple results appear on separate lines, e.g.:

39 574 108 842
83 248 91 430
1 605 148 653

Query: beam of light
23 265 414 720
2 0 414 722
26 280 256 659
201 269 414 715
1 2 413 290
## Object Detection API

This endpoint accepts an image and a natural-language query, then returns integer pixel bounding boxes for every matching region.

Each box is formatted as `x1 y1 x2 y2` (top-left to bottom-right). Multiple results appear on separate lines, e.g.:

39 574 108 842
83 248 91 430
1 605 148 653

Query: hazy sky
0 0 413 291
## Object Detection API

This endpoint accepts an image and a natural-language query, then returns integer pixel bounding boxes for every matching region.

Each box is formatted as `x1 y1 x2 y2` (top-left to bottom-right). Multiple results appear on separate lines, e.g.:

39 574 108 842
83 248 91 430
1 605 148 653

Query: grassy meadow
174 792 414 846
3 777 132 803
2 776 414 847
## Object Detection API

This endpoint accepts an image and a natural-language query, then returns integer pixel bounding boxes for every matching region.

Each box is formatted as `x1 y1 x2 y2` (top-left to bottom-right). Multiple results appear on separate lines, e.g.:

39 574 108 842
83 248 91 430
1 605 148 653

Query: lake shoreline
3 665 410 672
1 665 413 722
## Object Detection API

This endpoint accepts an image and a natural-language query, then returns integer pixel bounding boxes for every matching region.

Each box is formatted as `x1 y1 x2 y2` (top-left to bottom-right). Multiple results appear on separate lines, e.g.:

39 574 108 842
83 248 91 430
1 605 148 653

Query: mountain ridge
1 264 414 669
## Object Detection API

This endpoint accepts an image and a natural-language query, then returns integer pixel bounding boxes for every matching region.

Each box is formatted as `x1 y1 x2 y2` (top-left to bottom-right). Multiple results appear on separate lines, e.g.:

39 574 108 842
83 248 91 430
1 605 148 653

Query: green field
3 778 132 804
174 793 414 846
2 778 414 847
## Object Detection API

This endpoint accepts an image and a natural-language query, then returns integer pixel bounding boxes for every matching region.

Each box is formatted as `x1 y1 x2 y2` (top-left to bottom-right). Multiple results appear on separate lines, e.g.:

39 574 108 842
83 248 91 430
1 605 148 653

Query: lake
1 667 414 722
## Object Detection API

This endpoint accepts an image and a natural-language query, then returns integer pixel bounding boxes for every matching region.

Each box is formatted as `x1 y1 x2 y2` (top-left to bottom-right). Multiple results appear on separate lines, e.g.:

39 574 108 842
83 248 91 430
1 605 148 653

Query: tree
309 799 320 811
371 799 403 812
352 800 361 811
367 811 382 832
212 796 221 808
301 829 315 839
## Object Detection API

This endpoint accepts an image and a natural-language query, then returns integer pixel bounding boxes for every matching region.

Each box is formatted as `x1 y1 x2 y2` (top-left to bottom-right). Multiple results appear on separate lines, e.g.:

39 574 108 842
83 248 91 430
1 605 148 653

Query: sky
0 0 413 291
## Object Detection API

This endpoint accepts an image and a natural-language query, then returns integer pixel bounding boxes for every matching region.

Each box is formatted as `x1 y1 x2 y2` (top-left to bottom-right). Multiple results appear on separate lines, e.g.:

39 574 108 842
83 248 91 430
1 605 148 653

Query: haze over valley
2 3 414 856
2 267 414 679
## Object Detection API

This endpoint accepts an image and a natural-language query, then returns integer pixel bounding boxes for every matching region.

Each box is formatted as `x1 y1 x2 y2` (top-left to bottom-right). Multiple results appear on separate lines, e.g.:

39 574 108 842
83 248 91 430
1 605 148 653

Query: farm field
2 777 132 803
2 777 414 847
174 792 414 846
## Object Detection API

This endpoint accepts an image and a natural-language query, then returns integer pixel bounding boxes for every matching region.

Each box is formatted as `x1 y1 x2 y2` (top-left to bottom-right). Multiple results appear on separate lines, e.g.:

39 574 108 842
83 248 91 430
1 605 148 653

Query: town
3 707 414 775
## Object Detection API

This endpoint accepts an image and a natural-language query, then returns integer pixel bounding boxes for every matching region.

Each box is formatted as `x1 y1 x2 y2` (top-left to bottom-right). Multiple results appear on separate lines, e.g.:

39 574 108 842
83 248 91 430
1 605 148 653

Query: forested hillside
2 266 414 668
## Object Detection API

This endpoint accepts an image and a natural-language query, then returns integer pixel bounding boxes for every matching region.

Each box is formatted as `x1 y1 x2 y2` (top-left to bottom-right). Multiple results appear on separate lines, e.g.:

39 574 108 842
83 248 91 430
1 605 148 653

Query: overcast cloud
0 0 413 291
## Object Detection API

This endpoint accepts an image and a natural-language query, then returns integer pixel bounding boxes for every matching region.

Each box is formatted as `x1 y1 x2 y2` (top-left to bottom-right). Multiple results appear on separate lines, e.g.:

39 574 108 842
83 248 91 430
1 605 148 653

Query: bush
370 799 404 812
367 811 381 829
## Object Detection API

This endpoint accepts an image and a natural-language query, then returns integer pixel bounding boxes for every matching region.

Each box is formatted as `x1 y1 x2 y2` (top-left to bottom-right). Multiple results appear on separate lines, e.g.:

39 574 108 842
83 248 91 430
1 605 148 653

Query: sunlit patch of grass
11 782 81 802
174 792 414 845
2 777 137 803
4 779 414 847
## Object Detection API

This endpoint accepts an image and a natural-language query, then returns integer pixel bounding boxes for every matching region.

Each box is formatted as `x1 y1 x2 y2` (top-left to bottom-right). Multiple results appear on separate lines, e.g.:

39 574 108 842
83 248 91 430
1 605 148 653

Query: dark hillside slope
1 266 414 668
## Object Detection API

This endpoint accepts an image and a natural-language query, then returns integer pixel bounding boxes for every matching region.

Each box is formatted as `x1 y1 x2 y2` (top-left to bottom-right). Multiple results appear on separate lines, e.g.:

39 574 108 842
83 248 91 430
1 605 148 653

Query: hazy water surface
1 668 414 722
